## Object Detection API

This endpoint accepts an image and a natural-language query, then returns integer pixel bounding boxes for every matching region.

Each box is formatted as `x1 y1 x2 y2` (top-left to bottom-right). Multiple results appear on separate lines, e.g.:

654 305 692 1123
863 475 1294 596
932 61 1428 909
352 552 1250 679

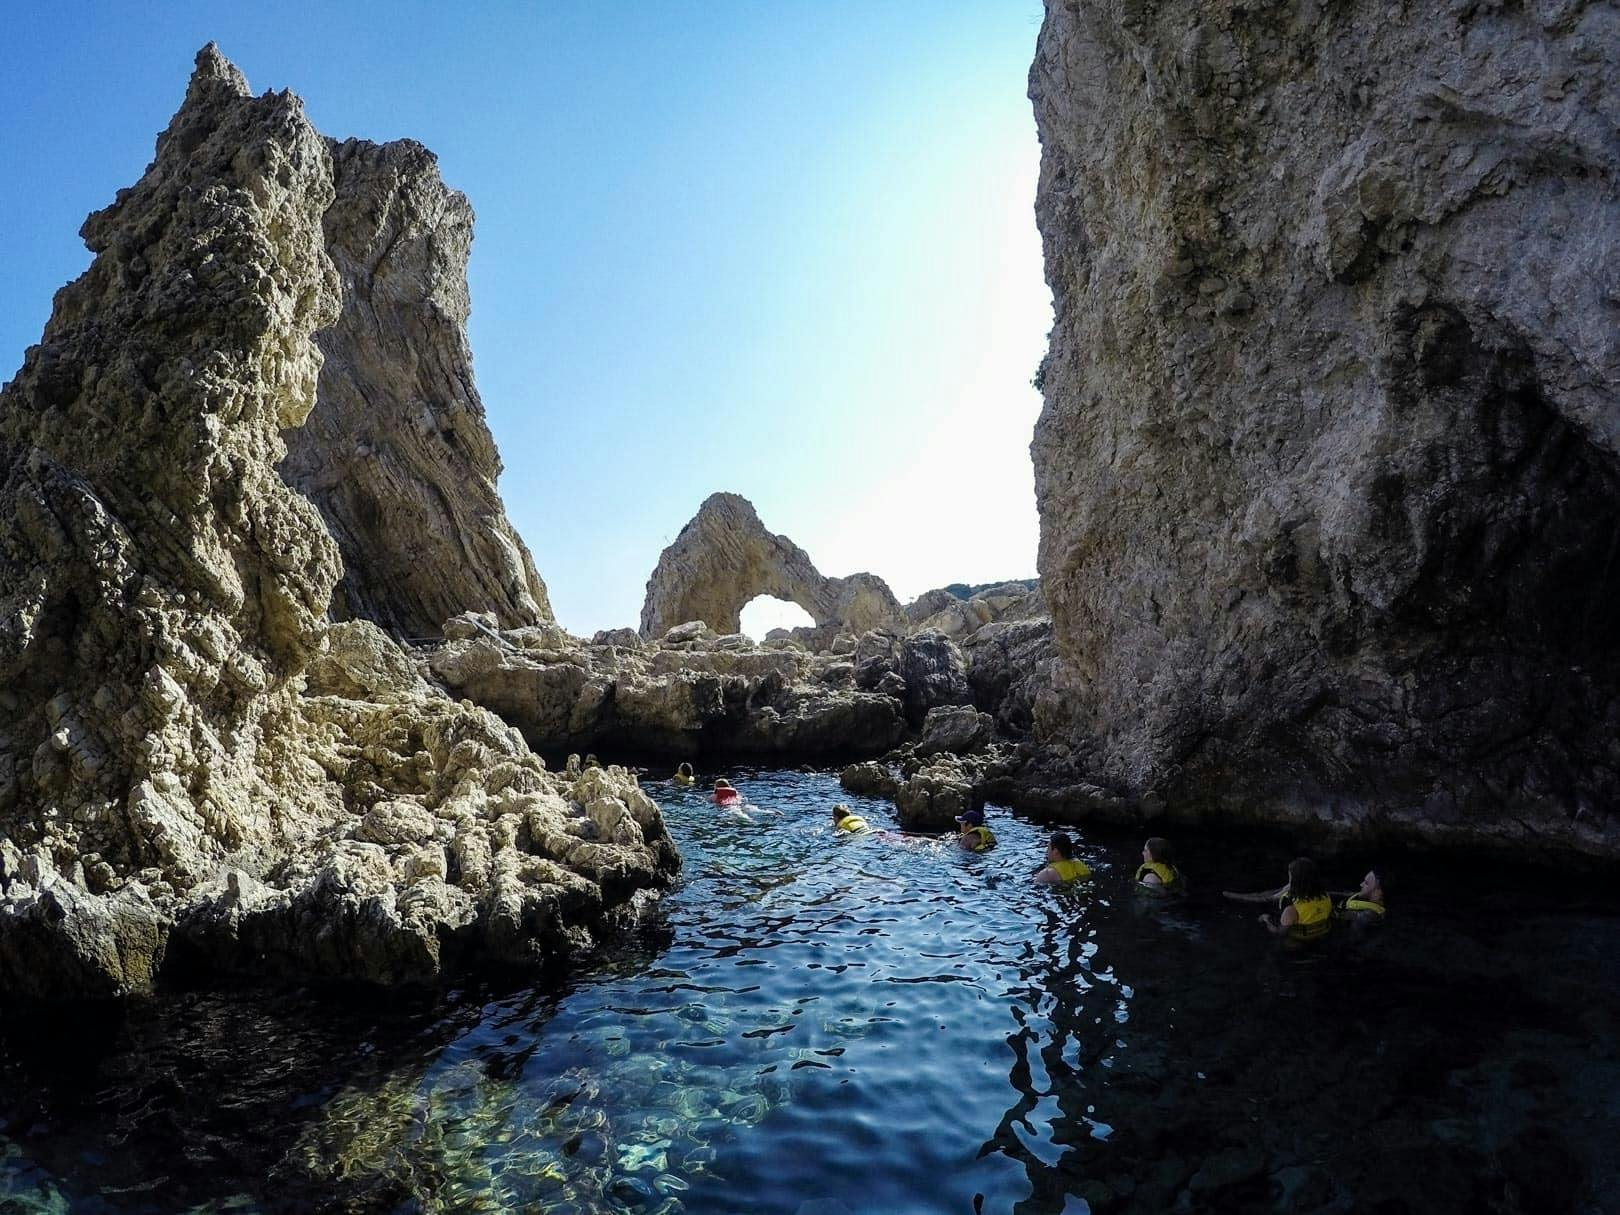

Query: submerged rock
0 47 676 997
639 492 903 638
1029 1 1620 857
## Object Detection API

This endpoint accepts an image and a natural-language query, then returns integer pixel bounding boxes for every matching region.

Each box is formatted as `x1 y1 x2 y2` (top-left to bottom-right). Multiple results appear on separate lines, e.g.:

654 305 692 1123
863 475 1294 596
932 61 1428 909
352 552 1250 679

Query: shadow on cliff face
1027 0 1620 856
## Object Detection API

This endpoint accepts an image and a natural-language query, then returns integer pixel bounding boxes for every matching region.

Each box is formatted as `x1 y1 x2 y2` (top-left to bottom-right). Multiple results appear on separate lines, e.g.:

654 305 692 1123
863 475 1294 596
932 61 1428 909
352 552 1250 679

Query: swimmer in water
956 808 996 852
1135 836 1184 895
1033 832 1090 884
1335 865 1388 924
831 803 871 834
712 778 741 806
672 762 695 787
1242 857 1333 940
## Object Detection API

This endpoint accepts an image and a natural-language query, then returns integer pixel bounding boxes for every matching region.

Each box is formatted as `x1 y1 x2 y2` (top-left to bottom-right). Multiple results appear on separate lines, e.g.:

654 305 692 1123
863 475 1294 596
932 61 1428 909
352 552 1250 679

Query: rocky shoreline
4 9 1617 999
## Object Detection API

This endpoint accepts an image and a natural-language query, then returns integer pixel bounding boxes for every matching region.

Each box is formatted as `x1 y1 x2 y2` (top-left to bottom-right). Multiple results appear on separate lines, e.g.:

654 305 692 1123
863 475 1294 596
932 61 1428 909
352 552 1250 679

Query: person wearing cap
831 804 871 834
1033 832 1090 884
956 807 996 852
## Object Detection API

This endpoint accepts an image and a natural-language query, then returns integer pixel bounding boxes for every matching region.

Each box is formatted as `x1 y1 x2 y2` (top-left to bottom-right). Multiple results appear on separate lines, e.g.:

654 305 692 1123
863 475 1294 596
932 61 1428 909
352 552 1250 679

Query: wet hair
1368 864 1391 892
1287 857 1326 900
1144 836 1173 864
1047 832 1075 859
676 762 694 777
832 803 852 820
714 778 732 789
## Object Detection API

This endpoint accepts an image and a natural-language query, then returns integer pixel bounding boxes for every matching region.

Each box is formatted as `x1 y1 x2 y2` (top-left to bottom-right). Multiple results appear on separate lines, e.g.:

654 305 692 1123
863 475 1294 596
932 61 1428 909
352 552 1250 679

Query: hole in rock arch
739 595 816 641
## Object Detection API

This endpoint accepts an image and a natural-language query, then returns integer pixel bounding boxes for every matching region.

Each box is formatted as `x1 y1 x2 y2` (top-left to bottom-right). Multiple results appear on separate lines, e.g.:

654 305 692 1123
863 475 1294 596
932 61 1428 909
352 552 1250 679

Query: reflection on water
3 768 1619 1214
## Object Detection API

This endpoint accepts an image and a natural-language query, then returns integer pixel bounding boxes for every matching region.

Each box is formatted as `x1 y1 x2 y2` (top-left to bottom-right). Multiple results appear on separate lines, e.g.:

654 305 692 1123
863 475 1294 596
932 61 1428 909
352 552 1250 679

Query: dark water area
2 768 1618 1214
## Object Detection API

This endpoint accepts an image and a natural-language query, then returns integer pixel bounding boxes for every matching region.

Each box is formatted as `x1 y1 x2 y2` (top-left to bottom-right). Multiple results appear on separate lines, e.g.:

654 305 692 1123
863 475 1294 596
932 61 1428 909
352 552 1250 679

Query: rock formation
0 46 675 998
427 613 909 759
1029 2 1620 856
280 136 551 639
639 492 903 638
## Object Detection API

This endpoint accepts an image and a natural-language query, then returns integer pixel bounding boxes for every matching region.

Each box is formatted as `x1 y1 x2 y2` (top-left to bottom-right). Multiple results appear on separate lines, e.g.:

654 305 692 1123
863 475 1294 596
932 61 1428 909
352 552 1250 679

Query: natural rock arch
639 493 903 638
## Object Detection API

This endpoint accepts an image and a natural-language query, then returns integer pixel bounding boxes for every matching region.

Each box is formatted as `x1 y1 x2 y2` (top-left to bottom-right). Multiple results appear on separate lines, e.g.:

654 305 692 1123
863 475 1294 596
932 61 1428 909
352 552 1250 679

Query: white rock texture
1029 0 1620 857
280 136 551 638
639 492 904 638
0 47 675 997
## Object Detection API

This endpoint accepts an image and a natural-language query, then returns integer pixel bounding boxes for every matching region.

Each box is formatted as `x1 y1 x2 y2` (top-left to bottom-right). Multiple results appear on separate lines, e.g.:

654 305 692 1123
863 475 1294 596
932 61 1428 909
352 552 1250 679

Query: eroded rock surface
428 613 907 759
0 47 675 997
1029 1 1620 857
639 493 903 638
281 136 551 639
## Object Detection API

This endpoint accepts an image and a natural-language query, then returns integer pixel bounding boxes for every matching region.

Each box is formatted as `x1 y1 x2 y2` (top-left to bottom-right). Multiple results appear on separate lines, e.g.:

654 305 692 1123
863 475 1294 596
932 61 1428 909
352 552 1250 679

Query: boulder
916 705 995 758
899 631 972 725
895 756 984 831
839 761 900 801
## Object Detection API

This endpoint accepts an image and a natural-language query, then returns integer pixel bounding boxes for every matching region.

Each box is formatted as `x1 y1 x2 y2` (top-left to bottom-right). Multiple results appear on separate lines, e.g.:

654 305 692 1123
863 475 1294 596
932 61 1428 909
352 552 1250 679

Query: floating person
1135 837 1184 895
672 762 696 787
1240 857 1333 941
1033 832 1090 884
832 804 871 834
1336 866 1388 924
956 808 996 852
713 778 742 807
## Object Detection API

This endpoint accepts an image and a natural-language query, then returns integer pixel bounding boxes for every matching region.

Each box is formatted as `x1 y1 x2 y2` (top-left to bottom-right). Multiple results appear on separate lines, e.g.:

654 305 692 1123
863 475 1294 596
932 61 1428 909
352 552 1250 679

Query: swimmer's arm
1260 904 1298 934
1033 866 1059 886
1223 886 1287 903
1140 870 1163 887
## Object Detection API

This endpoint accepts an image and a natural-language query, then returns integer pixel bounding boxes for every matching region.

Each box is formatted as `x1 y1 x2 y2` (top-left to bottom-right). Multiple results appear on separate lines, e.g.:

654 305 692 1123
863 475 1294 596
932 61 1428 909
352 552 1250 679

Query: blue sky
1 2 1051 636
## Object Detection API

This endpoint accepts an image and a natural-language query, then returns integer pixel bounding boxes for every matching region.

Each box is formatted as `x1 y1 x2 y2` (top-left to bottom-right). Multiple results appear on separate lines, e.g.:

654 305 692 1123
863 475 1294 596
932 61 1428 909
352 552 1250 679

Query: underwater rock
281 136 551 639
1029 0 1620 857
0 46 676 997
639 492 903 638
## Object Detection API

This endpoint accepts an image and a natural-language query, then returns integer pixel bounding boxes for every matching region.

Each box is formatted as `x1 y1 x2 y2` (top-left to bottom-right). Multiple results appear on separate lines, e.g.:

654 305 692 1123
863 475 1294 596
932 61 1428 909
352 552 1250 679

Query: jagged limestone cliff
0 46 675 997
281 136 551 639
1029 0 1620 856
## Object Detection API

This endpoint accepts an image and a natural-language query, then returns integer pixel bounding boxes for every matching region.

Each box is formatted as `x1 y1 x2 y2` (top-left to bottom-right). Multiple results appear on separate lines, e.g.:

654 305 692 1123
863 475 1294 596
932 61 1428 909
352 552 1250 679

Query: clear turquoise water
2 767 1618 1214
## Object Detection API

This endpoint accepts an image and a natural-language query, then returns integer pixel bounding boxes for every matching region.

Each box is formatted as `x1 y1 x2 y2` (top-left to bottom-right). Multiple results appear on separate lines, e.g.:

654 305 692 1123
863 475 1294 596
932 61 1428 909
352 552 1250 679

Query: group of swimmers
673 768 1388 940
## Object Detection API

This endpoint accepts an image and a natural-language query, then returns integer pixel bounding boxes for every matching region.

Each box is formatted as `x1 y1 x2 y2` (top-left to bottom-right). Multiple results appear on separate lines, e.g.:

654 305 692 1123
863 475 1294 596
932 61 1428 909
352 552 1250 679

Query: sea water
2 767 1617 1214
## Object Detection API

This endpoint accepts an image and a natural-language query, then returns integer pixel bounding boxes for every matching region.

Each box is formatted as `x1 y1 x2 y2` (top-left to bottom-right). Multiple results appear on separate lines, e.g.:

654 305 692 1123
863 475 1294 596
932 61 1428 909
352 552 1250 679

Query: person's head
714 778 732 791
677 762 693 777
1361 866 1389 898
1047 832 1075 862
832 803 852 822
1143 837 1173 865
956 808 986 833
1287 856 1325 899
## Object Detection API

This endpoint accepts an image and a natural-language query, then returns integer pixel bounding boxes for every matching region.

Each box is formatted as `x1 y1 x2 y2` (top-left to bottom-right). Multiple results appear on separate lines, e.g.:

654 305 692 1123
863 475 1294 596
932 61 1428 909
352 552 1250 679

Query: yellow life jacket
1134 861 1179 889
672 773 694 786
1289 894 1334 938
1339 896 1385 918
1049 857 1091 882
964 825 996 852
837 816 870 833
